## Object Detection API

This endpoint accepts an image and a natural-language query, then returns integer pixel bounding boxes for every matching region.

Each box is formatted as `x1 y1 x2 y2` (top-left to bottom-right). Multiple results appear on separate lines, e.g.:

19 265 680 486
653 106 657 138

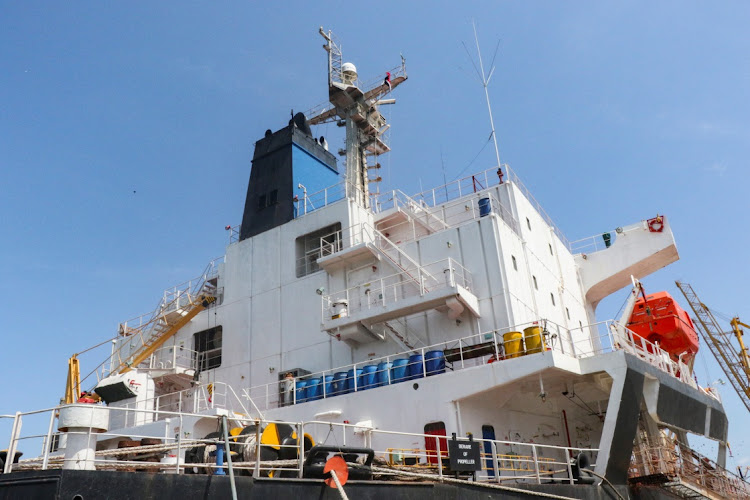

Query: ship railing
112 256 224 341
374 190 520 238
294 180 348 217
544 319 711 396
81 257 224 386
1 408 594 483
569 220 647 254
320 257 472 319
103 382 252 429
227 224 241 244
0 405 264 475
409 166 505 208
284 420 598 484
244 317 713 415
244 319 552 413
315 220 437 277
227 181 364 246
305 61 408 121
629 441 750 498
144 345 199 372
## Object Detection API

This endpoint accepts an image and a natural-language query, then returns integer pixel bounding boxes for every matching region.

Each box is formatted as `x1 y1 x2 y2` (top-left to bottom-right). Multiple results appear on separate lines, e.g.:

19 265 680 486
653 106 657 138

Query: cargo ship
1 28 748 500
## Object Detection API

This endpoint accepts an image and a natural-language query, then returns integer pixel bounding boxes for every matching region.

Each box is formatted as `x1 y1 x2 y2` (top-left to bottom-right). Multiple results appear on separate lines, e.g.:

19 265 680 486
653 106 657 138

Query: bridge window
194 326 222 371
296 223 342 277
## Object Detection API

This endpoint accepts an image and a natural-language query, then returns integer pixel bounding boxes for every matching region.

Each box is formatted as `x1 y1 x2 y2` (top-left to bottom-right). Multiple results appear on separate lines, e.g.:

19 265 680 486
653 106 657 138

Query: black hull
0 469 677 500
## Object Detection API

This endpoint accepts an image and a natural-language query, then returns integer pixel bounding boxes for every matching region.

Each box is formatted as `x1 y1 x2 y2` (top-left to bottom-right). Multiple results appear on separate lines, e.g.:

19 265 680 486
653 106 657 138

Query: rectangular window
194 326 222 371
526 217 531 230
550 293 556 306
533 275 538 290
512 255 517 271
268 189 278 205
257 194 267 210
549 243 553 255
295 223 342 277
566 307 570 320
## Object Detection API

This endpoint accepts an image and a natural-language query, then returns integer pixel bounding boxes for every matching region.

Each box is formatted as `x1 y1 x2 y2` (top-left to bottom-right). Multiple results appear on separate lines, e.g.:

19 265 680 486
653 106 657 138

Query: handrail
320 256 472 319
3 405 598 484
80 258 223 387
245 317 716 414
569 220 647 254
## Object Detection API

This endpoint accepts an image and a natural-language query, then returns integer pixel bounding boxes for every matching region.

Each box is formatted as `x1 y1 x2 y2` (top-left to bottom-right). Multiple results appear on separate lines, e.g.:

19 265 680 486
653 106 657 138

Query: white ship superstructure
2 28 746 500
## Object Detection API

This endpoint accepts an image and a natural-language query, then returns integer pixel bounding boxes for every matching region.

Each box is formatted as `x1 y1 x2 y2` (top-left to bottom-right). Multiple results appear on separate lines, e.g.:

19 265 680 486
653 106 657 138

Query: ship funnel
341 62 357 84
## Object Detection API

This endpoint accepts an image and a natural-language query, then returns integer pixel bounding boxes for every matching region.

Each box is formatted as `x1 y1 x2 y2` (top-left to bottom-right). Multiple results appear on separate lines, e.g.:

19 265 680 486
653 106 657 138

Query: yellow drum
503 331 524 358
523 326 545 354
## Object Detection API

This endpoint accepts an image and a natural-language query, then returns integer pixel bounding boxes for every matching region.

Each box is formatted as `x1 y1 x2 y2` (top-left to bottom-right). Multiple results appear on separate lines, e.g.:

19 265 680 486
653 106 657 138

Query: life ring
647 216 664 233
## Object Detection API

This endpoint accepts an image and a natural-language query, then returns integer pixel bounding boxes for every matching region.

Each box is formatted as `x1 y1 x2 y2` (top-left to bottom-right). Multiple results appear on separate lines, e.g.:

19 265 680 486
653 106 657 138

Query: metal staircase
86 261 221 386
115 291 216 374
370 225 438 293
388 190 450 233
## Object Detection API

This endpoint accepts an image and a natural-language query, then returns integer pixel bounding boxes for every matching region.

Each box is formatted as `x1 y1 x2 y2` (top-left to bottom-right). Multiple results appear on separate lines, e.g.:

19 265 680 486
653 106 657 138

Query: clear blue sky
2 2 749 473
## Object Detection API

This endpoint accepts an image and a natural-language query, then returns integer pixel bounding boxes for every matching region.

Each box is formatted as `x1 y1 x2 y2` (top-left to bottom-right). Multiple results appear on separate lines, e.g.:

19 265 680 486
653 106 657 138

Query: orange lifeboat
627 291 699 364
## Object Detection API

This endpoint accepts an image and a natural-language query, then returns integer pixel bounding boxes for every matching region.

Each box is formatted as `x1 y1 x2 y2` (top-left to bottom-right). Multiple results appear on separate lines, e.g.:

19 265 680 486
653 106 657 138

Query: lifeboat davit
627 291 699 364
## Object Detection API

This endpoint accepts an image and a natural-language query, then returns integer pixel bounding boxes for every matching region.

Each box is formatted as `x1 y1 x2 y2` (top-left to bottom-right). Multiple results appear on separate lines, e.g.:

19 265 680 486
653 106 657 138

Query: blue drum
346 368 364 392
305 377 322 401
359 365 379 390
332 372 348 395
425 350 446 376
322 375 335 398
375 361 392 386
407 353 424 380
295 380 308 404
390 358 410 383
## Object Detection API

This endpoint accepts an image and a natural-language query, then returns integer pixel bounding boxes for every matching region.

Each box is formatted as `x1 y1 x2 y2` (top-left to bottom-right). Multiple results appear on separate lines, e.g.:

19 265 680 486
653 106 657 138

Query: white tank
341 62 357 84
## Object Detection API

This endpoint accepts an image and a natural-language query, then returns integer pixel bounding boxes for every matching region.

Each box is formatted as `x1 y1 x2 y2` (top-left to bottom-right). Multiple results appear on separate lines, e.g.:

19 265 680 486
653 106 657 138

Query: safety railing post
254 422 261 478
492 441 501 483
3 411 22 474
297 422 305 478
41 408 56 470
436 435 443 479
531 444 541 484
566 449 575 484
569 326 578 358
459 339 465 368
421 347 427 378
176 414 183 473
493 330 500 361
352 363 358 392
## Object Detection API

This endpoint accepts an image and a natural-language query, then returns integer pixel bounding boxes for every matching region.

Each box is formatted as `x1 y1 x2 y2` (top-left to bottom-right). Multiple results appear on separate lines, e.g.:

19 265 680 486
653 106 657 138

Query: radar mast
308 27 407 209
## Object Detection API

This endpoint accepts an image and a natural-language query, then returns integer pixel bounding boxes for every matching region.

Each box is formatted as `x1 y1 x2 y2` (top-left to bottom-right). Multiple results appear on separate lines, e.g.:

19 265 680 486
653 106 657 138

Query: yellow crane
63 336 119 404
675 281 750 413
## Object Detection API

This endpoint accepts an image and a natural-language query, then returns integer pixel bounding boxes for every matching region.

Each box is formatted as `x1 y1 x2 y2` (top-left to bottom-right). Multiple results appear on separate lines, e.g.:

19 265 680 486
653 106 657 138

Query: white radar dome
341 62 358 84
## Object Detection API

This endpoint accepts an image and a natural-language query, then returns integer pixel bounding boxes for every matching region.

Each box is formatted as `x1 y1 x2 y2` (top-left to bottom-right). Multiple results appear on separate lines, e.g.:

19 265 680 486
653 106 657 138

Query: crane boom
675 281 750 413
